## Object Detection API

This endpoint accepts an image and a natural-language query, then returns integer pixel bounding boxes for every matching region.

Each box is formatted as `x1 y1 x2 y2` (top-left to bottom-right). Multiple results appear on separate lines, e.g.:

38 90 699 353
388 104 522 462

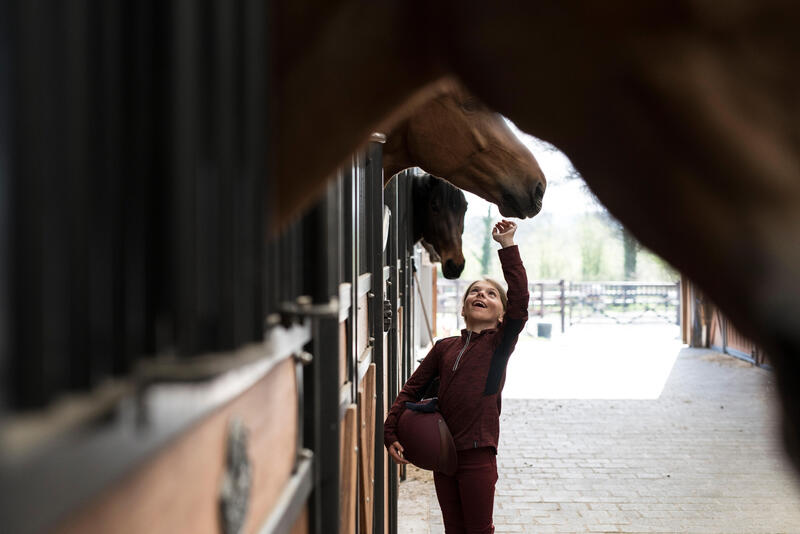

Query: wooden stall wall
682 277 770 368
358 364 377 534
340 405 358 534
55 359 300 534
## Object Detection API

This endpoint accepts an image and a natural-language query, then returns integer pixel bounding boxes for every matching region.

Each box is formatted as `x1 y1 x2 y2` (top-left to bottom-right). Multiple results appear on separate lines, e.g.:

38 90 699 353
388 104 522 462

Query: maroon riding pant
433 447 498 534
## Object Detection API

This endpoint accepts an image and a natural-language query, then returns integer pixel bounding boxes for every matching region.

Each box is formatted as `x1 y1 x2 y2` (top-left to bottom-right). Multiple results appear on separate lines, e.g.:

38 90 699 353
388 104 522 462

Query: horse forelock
430 177 467 213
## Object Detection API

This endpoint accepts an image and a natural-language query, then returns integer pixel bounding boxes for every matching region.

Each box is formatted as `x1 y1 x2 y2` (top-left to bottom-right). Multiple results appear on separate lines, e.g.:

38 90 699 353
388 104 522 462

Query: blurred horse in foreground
275 1 800 473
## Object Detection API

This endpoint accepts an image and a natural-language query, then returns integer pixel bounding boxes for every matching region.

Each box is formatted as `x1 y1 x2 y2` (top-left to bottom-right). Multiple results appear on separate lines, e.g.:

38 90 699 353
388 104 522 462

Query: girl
384 219 529 534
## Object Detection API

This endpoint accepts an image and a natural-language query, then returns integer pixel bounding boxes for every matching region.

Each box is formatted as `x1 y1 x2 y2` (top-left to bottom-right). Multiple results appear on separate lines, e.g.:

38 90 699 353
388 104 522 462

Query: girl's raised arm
494 220 528 321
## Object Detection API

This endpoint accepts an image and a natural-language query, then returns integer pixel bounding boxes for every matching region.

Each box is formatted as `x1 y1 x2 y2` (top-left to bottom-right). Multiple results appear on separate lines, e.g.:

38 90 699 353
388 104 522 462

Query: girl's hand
492 219 517 248
388 441 410 465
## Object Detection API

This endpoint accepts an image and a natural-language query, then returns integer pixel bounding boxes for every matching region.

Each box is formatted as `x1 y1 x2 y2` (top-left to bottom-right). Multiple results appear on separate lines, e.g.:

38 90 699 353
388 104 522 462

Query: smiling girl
384 220 529 534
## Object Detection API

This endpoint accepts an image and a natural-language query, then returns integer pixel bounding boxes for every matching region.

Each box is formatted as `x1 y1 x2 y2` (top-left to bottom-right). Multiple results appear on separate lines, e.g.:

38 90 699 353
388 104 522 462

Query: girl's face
462 281 504 325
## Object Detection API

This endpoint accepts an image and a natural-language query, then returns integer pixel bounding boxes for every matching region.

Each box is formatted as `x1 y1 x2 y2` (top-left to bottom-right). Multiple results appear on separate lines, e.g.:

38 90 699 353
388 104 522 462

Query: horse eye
461 99 480 112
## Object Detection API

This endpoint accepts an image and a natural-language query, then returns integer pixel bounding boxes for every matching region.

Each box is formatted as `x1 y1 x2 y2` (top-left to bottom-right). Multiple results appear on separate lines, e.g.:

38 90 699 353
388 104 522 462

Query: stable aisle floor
398 327 800 533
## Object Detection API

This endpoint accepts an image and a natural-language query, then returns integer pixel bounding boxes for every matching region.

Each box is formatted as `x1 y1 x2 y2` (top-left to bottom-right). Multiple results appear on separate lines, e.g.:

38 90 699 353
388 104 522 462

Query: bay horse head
411 173 468 279
384 80 546 220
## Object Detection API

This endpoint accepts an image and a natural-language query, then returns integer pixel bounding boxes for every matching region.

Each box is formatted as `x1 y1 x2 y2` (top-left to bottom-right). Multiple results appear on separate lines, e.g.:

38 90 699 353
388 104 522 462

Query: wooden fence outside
436 279 680 337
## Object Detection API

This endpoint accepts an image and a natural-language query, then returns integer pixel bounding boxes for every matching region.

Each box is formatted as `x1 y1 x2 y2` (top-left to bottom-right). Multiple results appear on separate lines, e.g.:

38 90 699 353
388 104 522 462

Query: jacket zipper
452 331 472 371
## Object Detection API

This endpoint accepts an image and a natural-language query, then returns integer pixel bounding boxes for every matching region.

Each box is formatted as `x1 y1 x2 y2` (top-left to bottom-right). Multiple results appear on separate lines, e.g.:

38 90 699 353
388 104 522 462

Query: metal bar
399 174 414 484
256 450 314 534
384 175 400 534
309 313 341 534
343 161 358 411
365 139 386 534
302 175 341 534
0 0 12 414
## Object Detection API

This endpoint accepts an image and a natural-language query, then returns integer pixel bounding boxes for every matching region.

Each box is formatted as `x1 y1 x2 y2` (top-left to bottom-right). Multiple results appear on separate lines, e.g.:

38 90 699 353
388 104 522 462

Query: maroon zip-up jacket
384 245 529 453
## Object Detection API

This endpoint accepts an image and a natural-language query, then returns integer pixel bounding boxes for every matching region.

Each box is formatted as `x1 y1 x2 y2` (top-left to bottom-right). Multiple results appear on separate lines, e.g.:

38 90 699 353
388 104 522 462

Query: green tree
622 228 638 280
579 216 604 279
479 205 493 275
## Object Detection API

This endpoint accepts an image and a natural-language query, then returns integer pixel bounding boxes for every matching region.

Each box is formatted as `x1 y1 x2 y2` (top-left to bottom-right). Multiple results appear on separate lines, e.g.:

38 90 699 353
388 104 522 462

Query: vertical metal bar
0 0 11 410
353 155 361 534
351 156 360 404
398 172 413 483
61 0 93 392
171 0 199 356
214 0 237 350
384 175 399 534
8 2 49 407
311 312 341 534
404 173 415 385
366 140 386 534
241 0 267 344
343 165 355 394
398 172 409 386
303 174 342 534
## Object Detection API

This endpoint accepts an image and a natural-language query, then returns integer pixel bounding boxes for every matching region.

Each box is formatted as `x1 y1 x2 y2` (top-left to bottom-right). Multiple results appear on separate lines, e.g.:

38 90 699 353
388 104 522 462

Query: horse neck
382 121 413 183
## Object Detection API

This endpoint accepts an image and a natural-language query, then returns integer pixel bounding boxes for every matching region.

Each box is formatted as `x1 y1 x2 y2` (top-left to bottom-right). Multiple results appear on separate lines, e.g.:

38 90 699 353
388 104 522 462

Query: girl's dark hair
462 278 508 311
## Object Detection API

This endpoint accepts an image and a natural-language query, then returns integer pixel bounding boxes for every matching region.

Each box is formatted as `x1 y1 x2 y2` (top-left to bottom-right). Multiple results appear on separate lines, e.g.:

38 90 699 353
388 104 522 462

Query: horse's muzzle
501 184 544 218
443 259 465 279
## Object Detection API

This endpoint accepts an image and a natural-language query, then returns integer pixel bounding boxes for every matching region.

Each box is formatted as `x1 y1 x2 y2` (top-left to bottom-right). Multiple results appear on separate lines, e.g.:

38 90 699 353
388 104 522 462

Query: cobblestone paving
397 341 800 533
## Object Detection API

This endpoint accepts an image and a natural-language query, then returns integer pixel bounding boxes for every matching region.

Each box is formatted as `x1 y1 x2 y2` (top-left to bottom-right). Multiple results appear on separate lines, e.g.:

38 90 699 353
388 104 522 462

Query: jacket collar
460 324 499 339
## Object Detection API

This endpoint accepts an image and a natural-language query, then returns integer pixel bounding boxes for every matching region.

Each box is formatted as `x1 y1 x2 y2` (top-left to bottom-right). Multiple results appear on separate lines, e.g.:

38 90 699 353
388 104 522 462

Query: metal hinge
383 299 393 332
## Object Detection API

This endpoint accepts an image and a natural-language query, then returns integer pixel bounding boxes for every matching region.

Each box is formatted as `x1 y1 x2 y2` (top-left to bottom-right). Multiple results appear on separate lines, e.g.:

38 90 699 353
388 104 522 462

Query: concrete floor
397 324 800 533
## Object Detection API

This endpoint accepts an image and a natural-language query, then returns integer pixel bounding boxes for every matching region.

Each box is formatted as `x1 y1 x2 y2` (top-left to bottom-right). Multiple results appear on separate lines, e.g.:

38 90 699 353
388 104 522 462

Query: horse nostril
443 260 465 279
530 183 545 214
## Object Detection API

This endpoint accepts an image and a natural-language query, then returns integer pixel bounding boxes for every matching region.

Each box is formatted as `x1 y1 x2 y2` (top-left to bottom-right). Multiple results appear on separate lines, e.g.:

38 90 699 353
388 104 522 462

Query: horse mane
436 177 468 213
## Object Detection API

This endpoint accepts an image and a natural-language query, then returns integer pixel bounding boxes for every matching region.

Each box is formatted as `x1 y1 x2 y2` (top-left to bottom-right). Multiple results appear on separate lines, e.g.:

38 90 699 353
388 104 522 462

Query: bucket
536 322 552 339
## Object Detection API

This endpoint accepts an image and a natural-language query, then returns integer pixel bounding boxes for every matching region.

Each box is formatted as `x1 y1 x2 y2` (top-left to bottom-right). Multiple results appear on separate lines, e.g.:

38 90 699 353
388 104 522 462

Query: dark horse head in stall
411 173 468 279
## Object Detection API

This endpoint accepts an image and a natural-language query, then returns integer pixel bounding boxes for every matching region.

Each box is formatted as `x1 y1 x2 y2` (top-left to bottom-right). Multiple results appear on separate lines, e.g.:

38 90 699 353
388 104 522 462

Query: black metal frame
365 138 386 534
384 176 400 534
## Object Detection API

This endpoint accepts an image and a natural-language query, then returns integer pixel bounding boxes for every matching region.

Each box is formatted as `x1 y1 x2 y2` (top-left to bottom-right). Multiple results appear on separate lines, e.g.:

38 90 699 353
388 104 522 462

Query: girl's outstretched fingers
389 441 410 465
492 219 518 246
